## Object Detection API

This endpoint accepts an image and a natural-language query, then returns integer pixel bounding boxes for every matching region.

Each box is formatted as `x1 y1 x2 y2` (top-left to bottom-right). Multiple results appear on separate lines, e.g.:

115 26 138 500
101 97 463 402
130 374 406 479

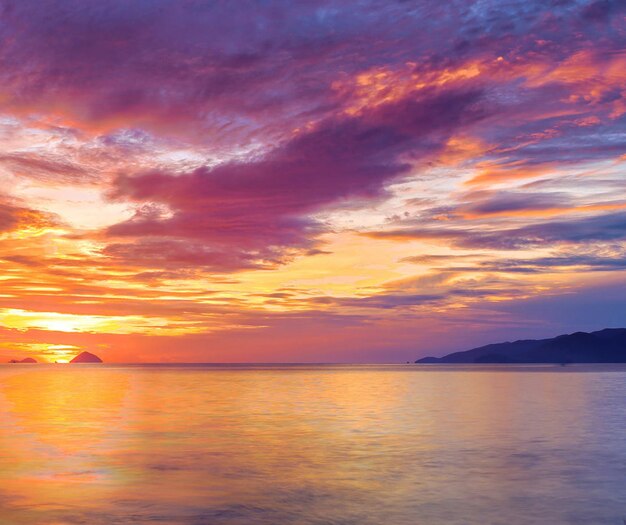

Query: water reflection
0 364 625 524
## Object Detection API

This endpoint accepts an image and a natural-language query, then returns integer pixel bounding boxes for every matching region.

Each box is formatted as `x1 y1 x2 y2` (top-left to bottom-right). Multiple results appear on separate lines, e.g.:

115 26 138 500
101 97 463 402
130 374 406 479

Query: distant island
8 357 37 363
70 351 103 363
416 328 626 364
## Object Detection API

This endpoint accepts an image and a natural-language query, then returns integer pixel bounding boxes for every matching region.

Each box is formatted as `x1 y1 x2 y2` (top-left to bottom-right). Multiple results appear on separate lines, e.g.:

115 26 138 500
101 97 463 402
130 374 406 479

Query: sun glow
0 342 81 363
0 308 202 336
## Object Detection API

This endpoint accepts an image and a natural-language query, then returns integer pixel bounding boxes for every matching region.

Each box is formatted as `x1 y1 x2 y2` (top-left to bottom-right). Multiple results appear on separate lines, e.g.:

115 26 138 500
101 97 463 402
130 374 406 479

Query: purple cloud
368 211 626 250
105 87 486 270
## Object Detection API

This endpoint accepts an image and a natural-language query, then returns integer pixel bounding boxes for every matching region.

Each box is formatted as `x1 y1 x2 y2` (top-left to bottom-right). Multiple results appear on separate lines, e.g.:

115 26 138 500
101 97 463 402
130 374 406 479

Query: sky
0 0 625 363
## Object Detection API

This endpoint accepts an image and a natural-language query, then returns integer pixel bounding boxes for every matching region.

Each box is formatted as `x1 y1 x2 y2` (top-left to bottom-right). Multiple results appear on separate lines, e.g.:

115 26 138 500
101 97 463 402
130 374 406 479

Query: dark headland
416 328 626 364
8 357 37 363
70 351 103 363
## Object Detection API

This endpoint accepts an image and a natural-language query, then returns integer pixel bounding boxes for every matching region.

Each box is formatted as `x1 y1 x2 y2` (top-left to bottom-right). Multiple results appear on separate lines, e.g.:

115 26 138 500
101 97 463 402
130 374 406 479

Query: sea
0 364 625 525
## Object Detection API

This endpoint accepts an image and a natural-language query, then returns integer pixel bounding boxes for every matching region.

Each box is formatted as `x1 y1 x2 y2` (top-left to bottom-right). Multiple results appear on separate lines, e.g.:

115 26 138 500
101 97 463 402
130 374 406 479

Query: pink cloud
104 86 486 270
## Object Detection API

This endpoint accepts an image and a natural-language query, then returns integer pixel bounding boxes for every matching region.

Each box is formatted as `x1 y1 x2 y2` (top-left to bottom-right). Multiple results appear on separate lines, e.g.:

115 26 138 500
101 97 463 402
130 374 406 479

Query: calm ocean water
1 364 625 525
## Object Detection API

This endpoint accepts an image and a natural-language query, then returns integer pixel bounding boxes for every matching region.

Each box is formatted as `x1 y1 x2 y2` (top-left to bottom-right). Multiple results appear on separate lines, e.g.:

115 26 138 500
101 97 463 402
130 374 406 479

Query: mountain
70 351 103 363
416 328 626 364
8 357 38 363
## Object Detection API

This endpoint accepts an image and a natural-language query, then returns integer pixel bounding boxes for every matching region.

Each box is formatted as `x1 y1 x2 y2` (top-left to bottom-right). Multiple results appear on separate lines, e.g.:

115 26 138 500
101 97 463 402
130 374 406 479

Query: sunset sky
0 0 625 363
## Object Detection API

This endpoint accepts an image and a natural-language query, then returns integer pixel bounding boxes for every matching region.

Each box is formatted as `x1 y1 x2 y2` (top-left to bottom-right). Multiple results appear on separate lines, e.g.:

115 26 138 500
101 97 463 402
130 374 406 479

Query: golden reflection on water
0 364 625 525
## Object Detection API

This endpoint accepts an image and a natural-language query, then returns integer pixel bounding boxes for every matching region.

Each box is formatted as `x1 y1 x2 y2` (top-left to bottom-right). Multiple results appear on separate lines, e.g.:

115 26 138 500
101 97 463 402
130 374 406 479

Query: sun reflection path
0 368 132 517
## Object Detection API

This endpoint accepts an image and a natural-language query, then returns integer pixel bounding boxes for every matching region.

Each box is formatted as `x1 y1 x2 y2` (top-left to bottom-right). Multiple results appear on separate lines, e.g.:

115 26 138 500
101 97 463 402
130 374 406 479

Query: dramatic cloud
0 198 58 234
105 86 485 269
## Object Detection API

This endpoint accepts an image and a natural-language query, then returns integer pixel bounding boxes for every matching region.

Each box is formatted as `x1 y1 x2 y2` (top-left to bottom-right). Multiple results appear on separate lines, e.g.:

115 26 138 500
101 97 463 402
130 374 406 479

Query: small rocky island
70 351 103 363
8 357 38 363
416 328 626 364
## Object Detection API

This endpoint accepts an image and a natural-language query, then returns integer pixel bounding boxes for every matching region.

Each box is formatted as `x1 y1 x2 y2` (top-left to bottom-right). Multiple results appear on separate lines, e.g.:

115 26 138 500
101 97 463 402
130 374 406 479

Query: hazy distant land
7 351 103 364
417 328 626 364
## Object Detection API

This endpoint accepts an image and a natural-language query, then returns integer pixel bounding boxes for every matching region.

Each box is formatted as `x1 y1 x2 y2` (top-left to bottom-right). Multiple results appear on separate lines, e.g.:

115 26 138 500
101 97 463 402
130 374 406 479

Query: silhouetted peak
8 357 37 363
70 351 103 364
416 328 626 364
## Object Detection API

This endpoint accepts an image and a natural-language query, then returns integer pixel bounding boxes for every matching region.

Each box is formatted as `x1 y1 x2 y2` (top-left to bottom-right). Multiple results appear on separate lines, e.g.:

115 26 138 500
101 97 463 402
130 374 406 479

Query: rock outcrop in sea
8 357 38 363
70 351 103 363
